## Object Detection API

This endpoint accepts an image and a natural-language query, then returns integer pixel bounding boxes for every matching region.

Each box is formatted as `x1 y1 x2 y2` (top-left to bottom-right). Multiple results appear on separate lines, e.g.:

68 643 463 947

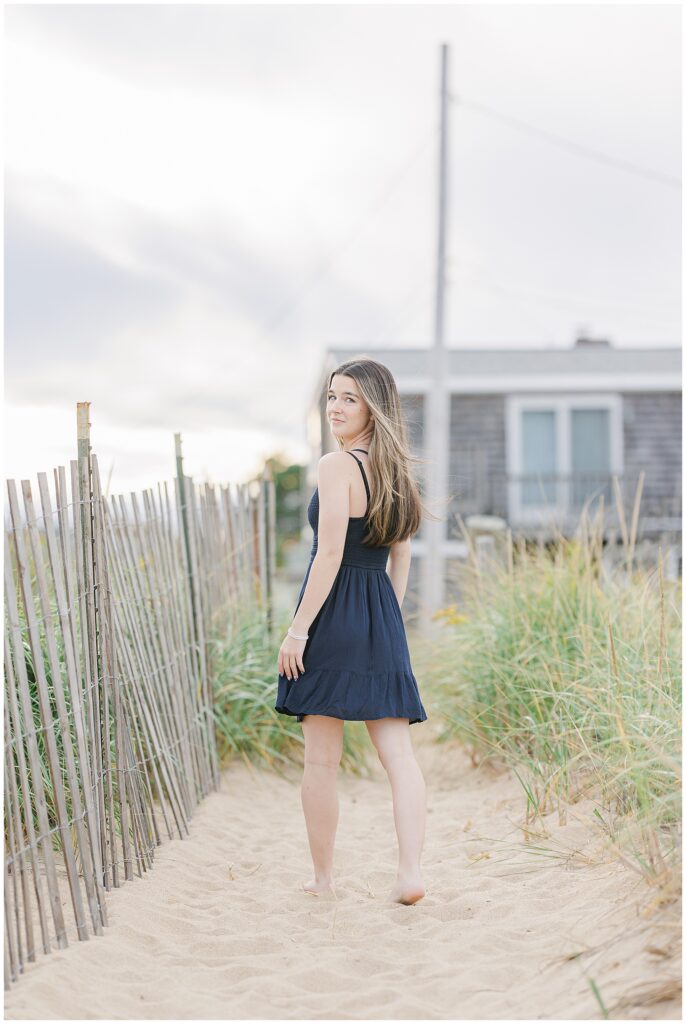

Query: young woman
275 357 429 906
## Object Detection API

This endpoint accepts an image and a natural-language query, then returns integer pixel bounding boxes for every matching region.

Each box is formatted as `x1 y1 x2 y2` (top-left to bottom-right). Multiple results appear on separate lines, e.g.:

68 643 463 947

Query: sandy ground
4 724 681 1020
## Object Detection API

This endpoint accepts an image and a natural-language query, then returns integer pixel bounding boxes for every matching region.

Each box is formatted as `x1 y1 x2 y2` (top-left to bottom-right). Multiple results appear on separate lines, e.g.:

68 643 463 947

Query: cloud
5 183 180 373
4 171 386 437
4 4 350 100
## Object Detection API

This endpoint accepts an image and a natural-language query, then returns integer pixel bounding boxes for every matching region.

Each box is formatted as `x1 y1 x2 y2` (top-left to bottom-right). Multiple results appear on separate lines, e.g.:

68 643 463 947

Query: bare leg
300 714 344 897
366 717 426 904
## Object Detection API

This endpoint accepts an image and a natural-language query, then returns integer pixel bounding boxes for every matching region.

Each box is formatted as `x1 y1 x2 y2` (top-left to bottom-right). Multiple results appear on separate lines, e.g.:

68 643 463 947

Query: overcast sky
4 2 681 496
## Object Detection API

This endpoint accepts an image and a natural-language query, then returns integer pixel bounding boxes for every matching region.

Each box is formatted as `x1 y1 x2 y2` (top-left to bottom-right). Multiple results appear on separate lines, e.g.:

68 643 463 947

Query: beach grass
414 505 681 899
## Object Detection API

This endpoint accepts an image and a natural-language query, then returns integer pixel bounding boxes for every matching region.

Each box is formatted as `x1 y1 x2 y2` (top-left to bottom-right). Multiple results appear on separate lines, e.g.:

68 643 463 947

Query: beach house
308 337 682 613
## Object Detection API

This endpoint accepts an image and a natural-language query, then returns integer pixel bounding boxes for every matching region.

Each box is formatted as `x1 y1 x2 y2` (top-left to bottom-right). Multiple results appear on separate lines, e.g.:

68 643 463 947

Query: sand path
4 725 680 1020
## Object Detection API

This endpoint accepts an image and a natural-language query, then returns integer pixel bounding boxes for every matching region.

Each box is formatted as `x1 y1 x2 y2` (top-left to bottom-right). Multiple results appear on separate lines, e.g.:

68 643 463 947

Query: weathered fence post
76 403 108 882
264 465 276 642
257 467 273 634
175 434 198 651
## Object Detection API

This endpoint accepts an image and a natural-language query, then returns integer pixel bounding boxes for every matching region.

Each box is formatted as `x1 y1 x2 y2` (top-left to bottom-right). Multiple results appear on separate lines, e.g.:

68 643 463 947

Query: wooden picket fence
3 404 276 988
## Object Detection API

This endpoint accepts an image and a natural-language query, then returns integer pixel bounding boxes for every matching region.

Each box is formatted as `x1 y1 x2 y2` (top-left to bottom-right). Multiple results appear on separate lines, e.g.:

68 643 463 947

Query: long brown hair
328 357 431 548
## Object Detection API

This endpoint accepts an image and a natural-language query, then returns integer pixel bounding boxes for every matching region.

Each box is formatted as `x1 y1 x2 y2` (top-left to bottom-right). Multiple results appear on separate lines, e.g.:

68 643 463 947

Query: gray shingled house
307 337 681 614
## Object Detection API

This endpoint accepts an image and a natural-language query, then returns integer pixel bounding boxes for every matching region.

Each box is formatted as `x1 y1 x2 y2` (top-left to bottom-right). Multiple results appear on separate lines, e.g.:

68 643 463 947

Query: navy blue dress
275 450 428 725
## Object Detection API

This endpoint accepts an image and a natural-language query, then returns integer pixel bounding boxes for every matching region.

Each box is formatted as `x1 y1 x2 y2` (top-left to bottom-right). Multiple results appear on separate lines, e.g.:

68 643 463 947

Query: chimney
574 332 612 348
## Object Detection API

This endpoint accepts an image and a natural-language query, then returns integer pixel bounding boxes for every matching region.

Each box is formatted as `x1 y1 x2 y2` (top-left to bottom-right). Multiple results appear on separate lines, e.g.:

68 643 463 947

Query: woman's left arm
278 453 351 680
387 538 411 608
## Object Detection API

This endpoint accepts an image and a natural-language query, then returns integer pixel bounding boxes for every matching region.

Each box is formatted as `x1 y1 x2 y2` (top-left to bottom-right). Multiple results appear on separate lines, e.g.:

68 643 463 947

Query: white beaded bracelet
287 627 309 640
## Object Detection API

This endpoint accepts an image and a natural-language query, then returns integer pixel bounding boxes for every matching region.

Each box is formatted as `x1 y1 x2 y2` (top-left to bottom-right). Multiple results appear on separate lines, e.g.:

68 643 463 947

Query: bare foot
301 878 337 899
389 875 426 905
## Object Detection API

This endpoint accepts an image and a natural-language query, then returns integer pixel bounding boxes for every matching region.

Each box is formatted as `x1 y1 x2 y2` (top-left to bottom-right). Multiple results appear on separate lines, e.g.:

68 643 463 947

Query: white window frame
505 393 623 526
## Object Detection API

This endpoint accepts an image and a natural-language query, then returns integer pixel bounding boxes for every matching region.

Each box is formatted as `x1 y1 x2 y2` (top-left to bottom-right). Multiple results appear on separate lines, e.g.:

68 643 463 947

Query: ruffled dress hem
275 667 428 725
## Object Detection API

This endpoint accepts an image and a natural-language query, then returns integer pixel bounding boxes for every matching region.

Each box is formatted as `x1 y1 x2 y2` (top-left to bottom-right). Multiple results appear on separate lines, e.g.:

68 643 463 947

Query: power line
450 91 681 189
250 121 440 347
368 274 435 345
448 266 553 338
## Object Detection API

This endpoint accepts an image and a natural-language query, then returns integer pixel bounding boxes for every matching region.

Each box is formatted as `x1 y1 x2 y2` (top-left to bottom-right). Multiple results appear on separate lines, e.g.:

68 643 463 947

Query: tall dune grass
419 498 681 896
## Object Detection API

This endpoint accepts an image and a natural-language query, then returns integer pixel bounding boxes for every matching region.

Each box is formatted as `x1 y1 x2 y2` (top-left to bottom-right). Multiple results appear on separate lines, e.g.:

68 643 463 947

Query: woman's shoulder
317 451 359 477
318 451 353 467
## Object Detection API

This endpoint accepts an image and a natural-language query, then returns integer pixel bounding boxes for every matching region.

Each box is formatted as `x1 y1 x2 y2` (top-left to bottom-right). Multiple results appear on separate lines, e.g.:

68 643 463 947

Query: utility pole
421 42 451 630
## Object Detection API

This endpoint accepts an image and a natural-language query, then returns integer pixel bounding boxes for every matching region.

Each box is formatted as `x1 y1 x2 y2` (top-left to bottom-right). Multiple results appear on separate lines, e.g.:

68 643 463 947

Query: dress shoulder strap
344 450 371 503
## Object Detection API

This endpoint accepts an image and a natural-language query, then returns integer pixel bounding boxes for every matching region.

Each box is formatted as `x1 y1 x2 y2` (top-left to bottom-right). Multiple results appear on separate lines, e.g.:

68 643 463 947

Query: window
571 408 611 507
521 409 556 506
506 395 622 524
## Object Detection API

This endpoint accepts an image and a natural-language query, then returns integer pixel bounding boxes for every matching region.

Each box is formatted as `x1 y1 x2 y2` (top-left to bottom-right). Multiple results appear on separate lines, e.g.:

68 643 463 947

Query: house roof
314 342 681 400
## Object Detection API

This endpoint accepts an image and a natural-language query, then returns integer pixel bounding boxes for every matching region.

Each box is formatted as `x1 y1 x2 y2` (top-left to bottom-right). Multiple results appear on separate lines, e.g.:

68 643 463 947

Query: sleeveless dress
275 450 428 725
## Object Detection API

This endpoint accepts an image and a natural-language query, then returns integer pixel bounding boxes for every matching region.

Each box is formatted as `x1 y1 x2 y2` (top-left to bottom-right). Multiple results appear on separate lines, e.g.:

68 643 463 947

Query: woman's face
327 374 372 442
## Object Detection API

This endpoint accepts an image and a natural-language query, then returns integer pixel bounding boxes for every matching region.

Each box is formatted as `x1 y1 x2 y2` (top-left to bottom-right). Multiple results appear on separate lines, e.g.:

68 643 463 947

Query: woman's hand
278 633 307 680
